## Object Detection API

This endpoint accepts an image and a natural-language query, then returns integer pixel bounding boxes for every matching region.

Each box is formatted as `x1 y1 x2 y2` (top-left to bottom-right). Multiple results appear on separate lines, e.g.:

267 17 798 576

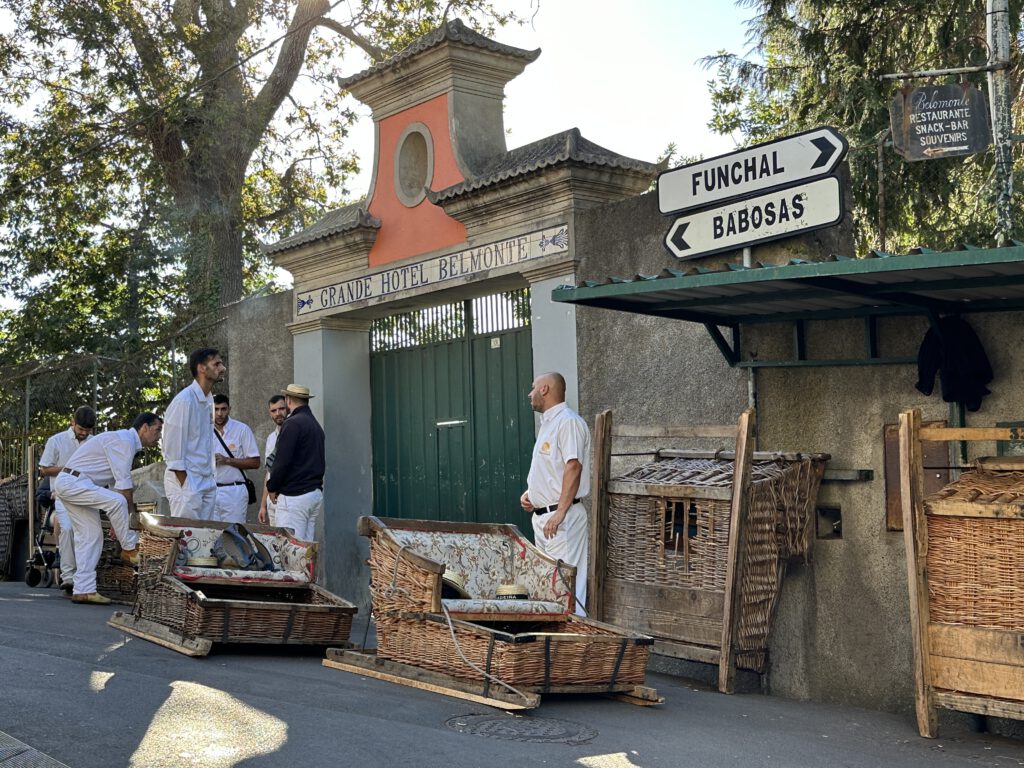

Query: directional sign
663 176 843 261
657 127 848 215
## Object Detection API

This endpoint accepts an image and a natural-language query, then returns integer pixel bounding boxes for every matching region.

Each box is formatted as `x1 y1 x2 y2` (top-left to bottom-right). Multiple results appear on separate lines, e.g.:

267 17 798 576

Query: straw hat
441 571 470 599
281 383 314 399
495 583 529 600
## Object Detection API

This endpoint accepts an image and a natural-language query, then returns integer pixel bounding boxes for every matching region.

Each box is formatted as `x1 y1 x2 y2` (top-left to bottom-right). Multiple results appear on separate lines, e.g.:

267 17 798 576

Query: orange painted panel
368 94 467 266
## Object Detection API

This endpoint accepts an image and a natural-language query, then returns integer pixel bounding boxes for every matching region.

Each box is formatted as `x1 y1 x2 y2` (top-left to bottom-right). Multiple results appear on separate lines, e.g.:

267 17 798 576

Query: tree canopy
0 1 516 420
706 0 1024 253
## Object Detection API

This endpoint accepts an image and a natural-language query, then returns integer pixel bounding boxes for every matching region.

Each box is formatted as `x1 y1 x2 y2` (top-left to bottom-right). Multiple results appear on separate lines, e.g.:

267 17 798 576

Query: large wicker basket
604 454 827 672
127 515 355 650
361 516 652 692
925 469 1024 631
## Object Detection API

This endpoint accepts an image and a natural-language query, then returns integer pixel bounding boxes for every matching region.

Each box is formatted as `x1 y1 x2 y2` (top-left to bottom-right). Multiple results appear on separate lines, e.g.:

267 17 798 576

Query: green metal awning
553 245 1024 326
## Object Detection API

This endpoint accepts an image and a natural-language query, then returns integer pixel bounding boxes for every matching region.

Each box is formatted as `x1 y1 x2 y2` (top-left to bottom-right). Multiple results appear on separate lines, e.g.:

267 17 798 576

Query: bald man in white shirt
519 372 591 617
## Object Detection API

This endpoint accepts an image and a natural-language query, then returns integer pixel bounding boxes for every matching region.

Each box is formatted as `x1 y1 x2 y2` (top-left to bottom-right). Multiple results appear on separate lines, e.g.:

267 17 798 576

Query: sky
342 0 755 196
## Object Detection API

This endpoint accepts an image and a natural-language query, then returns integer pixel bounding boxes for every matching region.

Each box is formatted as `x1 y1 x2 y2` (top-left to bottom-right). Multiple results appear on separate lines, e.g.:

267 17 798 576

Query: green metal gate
370 288 534 524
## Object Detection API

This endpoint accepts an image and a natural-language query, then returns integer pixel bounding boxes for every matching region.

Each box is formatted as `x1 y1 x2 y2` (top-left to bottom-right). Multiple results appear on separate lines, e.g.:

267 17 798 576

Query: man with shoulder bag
212 394 260 525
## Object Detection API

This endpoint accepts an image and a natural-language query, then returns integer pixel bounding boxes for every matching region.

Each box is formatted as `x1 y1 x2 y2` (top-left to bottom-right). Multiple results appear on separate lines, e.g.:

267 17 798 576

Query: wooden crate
899 409 1024 737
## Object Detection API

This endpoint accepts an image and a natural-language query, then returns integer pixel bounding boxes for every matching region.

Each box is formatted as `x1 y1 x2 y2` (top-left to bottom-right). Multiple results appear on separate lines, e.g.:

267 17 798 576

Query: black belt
534 498 580 515
60 468 81 478
217 481 247 487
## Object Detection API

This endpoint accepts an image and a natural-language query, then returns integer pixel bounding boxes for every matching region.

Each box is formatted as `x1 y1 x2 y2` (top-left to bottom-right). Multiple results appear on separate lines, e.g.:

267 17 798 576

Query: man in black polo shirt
266 384 325 541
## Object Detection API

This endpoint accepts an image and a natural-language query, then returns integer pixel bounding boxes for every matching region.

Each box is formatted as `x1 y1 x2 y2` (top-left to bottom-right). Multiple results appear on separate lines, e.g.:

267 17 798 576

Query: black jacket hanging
915 315 993 412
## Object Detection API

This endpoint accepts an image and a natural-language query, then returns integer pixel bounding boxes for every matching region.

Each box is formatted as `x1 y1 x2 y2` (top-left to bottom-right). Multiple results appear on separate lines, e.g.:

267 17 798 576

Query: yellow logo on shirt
539 441 552 455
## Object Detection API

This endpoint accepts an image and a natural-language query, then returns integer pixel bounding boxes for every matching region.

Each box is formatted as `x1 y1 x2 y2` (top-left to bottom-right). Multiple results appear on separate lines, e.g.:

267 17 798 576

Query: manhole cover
444 714 598 744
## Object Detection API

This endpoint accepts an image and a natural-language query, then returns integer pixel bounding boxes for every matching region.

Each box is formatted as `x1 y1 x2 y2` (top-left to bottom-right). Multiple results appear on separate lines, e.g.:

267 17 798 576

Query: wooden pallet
322 648 662 710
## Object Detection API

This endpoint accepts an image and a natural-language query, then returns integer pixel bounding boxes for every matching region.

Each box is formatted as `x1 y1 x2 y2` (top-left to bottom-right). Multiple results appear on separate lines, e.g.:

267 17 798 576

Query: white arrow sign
657 127 848 215
664 176 843 261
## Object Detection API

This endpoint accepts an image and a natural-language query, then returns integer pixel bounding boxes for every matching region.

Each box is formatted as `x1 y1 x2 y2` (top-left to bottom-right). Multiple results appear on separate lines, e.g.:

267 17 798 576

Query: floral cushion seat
142 517 316 585
388 528 574 619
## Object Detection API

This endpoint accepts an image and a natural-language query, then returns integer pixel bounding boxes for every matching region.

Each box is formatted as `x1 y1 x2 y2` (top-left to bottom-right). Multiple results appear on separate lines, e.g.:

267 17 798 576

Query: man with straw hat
266 384 325 541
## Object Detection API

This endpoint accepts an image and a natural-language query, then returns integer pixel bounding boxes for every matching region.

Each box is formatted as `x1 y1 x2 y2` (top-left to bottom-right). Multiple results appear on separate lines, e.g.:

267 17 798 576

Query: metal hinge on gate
436 419 468 427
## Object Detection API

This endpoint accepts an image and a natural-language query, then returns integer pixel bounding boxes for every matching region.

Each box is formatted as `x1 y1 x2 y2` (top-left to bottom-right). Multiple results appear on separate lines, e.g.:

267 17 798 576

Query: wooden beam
925 499 1024 519
323 650 540 709
899 408 938 738
718 408 755 694
611 424 737 439
928 623 1024 667
653 638 721 665
589 409 613 621
934 691 1024 720
918 427 1015 442
108 611 213 657
930 656 1024 701
606 481 732 500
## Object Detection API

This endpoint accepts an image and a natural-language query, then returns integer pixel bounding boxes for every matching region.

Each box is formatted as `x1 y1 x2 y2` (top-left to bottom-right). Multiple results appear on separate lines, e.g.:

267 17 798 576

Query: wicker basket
130 522 355 647
376 613 650 687
604 456 827 672
925 470 1024 632
362 516 653 691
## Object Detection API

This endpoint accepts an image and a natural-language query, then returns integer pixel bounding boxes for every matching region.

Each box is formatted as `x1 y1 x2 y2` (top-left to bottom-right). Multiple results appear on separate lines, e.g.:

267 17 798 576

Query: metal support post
988 0 1014 243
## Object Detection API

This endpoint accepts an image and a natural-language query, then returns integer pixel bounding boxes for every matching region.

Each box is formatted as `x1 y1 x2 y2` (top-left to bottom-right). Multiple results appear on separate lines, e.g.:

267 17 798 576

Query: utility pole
988 0 1014 244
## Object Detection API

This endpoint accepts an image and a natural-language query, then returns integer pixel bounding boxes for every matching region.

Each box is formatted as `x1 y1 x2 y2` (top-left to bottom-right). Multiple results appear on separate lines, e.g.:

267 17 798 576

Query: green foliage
0 1 518 428
705 0 1024 253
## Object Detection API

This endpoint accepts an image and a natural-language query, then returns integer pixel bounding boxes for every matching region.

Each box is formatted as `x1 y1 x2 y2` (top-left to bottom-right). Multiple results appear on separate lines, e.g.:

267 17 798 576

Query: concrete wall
752 312 1024 716
222 291 295 452
570 187 1024 720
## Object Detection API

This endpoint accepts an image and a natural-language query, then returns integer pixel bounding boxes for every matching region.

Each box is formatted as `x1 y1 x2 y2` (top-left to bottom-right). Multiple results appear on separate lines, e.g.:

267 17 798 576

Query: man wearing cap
162 347 224 520
53 413 163 605
266 384 325 541
519 372 591 617
38 405 97 592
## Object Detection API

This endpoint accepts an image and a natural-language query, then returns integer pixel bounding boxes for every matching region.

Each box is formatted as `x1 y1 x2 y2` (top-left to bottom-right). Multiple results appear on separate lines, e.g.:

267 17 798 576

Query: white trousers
164 470 216 520
266 497 278 527
274 489 322 542
214 484 248 525
532 502 589 617
54 472 139 596
53 499 76 584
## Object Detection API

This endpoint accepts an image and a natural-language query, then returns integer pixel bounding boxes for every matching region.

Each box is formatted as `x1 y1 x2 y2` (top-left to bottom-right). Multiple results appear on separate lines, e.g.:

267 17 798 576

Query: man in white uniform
258 395 288 525
54 413 163 604
212 394 260 524
519 372 591 617
162 347 224 520
38 406 96 592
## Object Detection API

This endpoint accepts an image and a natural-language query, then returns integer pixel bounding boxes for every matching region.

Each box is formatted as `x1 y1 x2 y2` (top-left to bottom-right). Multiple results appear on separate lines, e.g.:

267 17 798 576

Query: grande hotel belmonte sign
657 127 849 260
295 225 569 316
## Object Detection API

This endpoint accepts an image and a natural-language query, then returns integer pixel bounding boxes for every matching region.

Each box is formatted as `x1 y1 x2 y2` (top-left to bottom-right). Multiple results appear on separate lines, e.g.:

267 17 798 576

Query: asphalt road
1 581 1023 768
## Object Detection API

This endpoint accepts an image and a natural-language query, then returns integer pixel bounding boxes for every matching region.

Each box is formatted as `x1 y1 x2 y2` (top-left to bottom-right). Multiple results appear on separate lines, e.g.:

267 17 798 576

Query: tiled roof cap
338 18 540 90
429 128 660 203
262 203 380 255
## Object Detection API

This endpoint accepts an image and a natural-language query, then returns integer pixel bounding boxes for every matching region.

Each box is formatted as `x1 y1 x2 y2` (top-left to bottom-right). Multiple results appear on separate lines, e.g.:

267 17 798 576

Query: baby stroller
24 477 60 588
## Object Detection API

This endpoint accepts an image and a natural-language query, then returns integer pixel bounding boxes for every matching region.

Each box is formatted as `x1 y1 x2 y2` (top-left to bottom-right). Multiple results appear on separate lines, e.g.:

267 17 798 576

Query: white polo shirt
64 429 142 491
526 402 591 509
265 428 280 473
40 427 90 469
162 380 215 492
213 418 260 484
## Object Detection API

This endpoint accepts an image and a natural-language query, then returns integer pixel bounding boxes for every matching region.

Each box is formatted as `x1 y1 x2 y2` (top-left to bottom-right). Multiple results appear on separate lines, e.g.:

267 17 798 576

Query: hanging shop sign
657 127 848 215
889 83 991 161
663 176 843 261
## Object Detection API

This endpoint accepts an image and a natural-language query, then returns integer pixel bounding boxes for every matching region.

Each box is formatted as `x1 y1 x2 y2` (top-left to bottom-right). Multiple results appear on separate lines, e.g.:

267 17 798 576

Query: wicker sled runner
324 516 657 709
109 513 355 656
